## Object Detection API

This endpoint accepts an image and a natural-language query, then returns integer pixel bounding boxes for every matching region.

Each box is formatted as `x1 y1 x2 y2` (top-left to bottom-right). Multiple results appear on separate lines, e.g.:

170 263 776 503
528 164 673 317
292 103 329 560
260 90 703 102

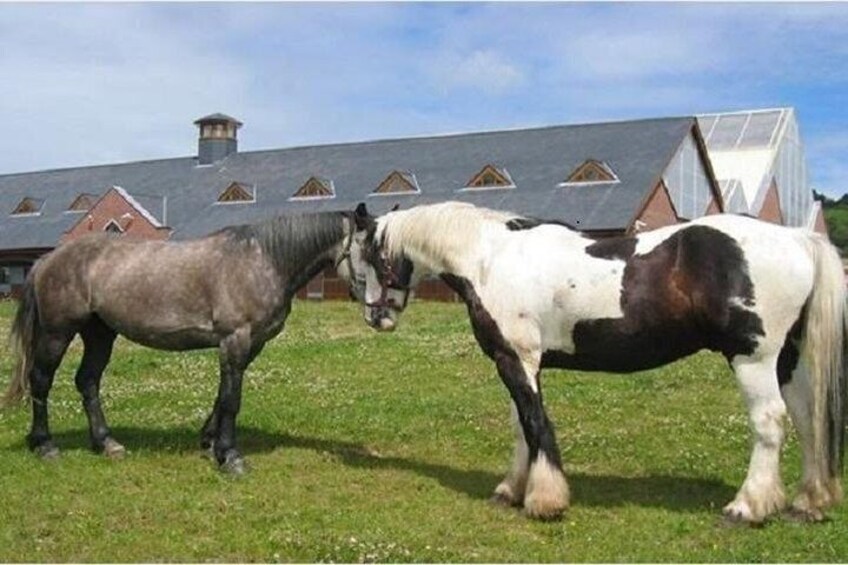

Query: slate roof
0 116 697 249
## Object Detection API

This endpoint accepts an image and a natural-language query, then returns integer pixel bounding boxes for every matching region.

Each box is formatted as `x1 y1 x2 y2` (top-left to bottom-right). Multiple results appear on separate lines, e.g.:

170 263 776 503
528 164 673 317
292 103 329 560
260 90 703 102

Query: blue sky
1 2 846 197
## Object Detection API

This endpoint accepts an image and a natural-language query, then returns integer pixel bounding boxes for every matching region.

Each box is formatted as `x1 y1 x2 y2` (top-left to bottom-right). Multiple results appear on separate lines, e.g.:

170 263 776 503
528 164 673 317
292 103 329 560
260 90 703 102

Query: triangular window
217 182 254 203
67 193 96 212
11 197 43 216
291 177 335 200
564 160 618 184
464 165 514 190
104 219 124 234
372 171 419 195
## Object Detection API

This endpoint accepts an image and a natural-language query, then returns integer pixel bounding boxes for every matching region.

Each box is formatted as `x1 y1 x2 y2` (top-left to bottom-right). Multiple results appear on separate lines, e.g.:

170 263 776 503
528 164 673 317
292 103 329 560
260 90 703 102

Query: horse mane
219 211 347 279
378 201 514 268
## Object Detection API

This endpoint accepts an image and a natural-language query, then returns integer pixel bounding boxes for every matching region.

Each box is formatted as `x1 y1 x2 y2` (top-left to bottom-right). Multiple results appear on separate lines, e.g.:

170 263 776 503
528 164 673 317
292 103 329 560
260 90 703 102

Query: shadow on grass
11 425 735 513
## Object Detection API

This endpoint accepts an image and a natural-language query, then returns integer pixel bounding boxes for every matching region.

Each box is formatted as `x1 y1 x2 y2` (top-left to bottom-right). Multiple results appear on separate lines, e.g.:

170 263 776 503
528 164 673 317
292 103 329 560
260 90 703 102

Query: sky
1 2 847 197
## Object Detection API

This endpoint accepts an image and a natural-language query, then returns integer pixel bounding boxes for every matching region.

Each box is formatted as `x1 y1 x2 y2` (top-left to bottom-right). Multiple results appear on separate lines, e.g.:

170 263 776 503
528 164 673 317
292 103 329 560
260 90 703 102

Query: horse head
348 202 415 332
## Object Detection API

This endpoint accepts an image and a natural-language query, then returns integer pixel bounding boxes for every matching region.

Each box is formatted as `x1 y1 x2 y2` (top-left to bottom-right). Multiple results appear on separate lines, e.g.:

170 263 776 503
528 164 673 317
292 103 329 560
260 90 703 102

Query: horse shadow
17 426 735 513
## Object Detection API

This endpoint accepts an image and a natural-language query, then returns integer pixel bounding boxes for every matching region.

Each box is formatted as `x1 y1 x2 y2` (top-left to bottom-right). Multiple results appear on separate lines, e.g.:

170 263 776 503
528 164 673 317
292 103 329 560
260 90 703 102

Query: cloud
427 50 526 95
0 3 846 196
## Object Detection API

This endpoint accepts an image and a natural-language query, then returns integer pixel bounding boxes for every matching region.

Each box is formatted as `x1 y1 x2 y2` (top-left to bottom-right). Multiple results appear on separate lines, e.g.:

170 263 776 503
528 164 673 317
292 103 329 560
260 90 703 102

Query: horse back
32 233 285 347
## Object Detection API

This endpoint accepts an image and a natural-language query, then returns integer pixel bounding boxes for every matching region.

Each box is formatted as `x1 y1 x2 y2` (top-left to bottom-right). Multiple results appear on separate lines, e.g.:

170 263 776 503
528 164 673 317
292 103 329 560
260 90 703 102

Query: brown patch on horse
543 225 765 372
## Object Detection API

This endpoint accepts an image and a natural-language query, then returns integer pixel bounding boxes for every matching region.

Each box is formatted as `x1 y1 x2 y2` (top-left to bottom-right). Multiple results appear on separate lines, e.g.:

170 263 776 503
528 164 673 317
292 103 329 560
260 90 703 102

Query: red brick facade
757 179 784 225
633 182 680 232
62 187 170 243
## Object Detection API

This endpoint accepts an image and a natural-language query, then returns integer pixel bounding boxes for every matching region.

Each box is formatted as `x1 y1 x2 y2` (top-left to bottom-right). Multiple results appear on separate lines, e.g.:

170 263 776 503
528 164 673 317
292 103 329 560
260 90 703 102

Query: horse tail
3 271 39 407
800 231 847 489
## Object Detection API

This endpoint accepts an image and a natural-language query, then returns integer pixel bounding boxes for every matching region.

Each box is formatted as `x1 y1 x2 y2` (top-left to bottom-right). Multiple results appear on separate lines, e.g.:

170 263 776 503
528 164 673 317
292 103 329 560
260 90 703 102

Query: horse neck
381 213 486 285
256 213 346 292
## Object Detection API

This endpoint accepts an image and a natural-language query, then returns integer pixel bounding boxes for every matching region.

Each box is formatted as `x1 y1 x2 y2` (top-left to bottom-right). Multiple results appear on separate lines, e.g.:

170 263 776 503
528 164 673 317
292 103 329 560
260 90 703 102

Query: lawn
0 299 845 562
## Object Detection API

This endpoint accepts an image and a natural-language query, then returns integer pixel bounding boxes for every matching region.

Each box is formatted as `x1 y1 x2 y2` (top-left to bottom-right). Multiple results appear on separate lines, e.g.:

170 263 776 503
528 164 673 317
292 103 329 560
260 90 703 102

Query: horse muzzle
366 306 397 332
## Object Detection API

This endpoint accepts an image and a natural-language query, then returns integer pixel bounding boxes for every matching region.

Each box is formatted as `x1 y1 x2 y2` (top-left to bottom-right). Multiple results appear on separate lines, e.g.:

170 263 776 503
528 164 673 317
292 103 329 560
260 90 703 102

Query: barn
0 108 826 299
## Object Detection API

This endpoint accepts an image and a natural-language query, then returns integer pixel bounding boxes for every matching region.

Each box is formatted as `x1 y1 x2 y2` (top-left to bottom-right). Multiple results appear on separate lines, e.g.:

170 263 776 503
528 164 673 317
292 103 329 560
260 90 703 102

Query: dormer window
562 159 618 185
290 177 335 200
67 193 97 212
371 171 420 196
103 219 124 234
462 164 515 191
10 197 44 216
216 182 255 204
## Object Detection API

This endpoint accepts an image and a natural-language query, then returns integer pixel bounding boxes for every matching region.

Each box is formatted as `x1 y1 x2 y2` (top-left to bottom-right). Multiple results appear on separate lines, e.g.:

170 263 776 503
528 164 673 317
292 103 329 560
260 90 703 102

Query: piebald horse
4 210 366 473
351 201 846 524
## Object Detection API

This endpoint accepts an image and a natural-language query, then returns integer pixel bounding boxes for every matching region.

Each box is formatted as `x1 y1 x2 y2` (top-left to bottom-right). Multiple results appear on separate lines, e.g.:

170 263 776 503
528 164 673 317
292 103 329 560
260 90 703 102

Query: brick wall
757 180 784 224
62 188 170 242
634 182 679 231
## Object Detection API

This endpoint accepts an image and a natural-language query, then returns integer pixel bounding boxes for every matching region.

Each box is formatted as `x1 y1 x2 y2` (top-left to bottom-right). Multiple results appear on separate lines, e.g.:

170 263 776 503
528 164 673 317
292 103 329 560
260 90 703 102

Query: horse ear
354 202 370 230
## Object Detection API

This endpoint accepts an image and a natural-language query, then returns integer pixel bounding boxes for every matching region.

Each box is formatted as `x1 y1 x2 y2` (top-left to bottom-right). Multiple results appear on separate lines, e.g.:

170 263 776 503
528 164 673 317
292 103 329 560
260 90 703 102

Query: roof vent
194 113 242 165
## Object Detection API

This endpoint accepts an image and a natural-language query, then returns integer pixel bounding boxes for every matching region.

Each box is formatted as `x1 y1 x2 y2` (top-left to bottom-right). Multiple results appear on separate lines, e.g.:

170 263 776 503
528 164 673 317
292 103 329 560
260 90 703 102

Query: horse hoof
219 452 248 476
489 492 518 508
523 507 564 522
784 507 828 524
103 438 126 459
34 443 60 460
720 511 765 529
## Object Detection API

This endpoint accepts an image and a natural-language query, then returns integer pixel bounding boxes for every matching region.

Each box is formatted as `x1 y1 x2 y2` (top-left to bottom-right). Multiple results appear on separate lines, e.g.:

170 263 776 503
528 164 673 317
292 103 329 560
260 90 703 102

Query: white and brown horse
4 210 367 473
351 201 846 524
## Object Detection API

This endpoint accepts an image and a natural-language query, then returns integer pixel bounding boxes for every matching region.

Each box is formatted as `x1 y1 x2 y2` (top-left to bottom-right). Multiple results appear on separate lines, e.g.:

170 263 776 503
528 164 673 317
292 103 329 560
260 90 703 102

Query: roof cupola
194 113 242 165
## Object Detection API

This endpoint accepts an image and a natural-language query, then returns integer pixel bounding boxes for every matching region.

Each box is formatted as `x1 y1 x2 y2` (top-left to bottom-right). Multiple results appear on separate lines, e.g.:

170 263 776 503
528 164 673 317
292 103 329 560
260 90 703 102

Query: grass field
0 299 846 562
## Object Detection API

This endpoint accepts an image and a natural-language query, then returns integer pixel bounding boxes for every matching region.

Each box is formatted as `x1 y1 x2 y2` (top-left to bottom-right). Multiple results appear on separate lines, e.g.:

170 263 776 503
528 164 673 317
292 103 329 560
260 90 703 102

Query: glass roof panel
707 114 749 150
738 111 783 148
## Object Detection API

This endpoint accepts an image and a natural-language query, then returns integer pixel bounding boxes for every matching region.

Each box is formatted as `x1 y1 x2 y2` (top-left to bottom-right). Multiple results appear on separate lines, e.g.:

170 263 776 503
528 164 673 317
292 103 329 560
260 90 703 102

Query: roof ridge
0 116 695 179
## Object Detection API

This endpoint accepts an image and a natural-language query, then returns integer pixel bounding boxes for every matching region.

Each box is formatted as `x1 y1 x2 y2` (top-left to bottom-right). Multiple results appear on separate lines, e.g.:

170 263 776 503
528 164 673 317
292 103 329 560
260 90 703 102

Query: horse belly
542 312 709 373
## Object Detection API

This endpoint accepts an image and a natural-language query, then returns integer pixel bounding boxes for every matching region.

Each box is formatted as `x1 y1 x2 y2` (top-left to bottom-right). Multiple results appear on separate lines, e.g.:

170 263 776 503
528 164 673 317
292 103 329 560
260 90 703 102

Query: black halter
366 249 411 312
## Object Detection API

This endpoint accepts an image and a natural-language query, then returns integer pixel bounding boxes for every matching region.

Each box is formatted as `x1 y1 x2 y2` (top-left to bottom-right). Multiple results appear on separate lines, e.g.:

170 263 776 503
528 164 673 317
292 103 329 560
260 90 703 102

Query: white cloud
0 3 846 196
428 50 526 95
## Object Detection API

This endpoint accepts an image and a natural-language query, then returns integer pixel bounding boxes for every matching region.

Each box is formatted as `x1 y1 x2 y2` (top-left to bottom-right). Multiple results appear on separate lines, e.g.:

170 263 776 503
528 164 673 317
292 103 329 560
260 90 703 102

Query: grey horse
3 207 372 473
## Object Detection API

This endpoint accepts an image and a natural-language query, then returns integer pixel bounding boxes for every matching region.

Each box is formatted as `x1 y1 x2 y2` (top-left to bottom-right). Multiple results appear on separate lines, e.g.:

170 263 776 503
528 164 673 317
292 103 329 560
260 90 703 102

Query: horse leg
494 353 569 520
724 353 787 524
199 399 220 452
75 318 123 458
202 339 265 458
27 331 73 459
780 359 842 521
212 326 256 475
200 405 220 452
491 401 529 508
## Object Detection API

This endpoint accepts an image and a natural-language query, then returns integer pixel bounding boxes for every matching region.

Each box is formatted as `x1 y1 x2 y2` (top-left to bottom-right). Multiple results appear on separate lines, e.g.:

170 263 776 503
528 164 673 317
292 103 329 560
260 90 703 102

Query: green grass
0 299 846 562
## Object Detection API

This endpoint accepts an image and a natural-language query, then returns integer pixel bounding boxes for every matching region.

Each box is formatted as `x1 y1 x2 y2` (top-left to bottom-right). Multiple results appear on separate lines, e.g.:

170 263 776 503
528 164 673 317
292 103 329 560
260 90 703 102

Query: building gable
758 178 784 225
62 186 170 242
631 181 680 233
